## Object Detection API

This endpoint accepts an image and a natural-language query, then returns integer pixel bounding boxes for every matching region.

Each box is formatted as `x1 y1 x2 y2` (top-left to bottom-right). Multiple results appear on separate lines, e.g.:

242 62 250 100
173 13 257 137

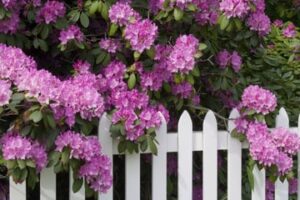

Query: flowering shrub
0 0 299 198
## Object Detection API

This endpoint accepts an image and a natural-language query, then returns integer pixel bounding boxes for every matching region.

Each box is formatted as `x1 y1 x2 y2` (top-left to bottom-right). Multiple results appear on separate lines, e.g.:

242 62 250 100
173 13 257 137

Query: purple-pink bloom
55 131 84 159
219 0 249 18
73 60 91 74
36 1 66 24
167 35 199 73
241 85 277 115
171 82 193 98
282 23 297 38
30 142 48 172
139 107 162 129
234 117 249 133
0 80 12 106
99 38 121 53
59 25 84 45
108 2 141 26
247 12 271 36
0 13 20 34
216 50 231 68
271 127 300 155
231 51 242 72
273 19 283 27
125 19 158 53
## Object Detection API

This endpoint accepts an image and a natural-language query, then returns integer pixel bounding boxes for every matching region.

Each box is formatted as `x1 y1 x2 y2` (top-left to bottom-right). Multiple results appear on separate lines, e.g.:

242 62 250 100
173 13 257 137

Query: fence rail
9 108 300 200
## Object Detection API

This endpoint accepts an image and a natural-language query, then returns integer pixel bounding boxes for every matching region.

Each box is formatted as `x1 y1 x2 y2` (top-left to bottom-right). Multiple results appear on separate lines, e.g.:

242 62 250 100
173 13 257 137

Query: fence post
69 169 85 200
98 113 113 200
9 177 26 200
178 111 193 200
274 108 289 200
203 110 218 200
152 114 167 200
227 109 242 200
40 167 56 200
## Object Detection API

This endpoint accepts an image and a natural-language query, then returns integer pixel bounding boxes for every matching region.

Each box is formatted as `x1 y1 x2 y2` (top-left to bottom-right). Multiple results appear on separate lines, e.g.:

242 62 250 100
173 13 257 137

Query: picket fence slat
8 109 300 200
9 177 26 200
152 114 167 200
40 167 56 200
125 154 140 200
298 114 300 200
69 169 85 200
227 109 242 200
275 108 289 200
98 113 113 200
203 111 218 200
178 111 193 200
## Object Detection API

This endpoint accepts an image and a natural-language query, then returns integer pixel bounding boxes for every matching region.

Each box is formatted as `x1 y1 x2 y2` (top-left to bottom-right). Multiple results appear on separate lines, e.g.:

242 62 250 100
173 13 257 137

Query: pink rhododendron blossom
241 85 277 115
36 1 66 24
167 35 199 73
219 0 249 18
283 23 297 38
0 80 12 106
0 132 47 172
108 2 141 26
73 60 91 74
216 50 231 68
99 38 121 53
125 19 158 53
247 12 271 36
59 25 84 45
0 13 20 34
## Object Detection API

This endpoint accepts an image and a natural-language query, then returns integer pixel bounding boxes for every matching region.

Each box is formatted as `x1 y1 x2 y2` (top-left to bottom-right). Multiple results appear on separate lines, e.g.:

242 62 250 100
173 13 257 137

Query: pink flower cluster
59 25 84 45
283 23 297 38
0 44 105 126
216 50 242 72
125 19 158 53
108 2 141 26
240 85 277 115
247 12 271 36
72 60 91 74
194 0 219 25
55 131 112 192
219 0 249 18
167 35 199 73
99 38 121 53
246 122 300 174
0 13 20 34
0 80 12 106
0 132 48 172
36 1 66 24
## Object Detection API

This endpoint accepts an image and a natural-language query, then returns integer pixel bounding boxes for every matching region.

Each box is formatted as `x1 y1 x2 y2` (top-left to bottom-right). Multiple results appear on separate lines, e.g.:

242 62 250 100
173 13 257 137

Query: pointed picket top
178 110 192 128
203 110 217 130
178 110 193 200
152 112 168 200
98 112 113 200
227 108 242 200
203 110 218 200
276 107 289 128
228 109 240 132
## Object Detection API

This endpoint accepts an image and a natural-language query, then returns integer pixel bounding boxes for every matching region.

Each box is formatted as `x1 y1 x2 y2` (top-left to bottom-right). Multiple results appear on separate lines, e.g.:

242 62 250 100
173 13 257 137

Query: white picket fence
9 108 300 200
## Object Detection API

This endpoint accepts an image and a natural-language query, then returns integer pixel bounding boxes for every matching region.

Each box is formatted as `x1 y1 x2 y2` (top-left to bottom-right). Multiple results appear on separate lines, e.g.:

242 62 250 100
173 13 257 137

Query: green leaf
12 93 24 102
147 136 158 155
101 2 109 20
173 8 184 21
29 110 43 123
219 15 229 30
247 165 254 191
191 67 200 77
19 168 28 182
7 160 17 169
80 12 90 28
73 178 83 193
109 23 118 36
118 141 127 153
69 10 80 23
38 39 48 52
89 1 99 15
21 125 31 136
133 51 141 61
41 25 50 39
26 160 36 168
198 43 207 51
17 160 26 169
46 113 56 129
128 73 136 89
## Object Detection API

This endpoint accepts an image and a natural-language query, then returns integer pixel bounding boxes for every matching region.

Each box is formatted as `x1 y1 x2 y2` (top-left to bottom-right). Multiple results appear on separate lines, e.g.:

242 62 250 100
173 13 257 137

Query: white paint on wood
274 108 289 200
152 114 167 200
252 165 265 200
125 154 140 200
227 109 242 200
69 169 85 200
9 177 26 200
40 167 56 200
178 111 193 200
203 110 218 200
98 113 113 200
